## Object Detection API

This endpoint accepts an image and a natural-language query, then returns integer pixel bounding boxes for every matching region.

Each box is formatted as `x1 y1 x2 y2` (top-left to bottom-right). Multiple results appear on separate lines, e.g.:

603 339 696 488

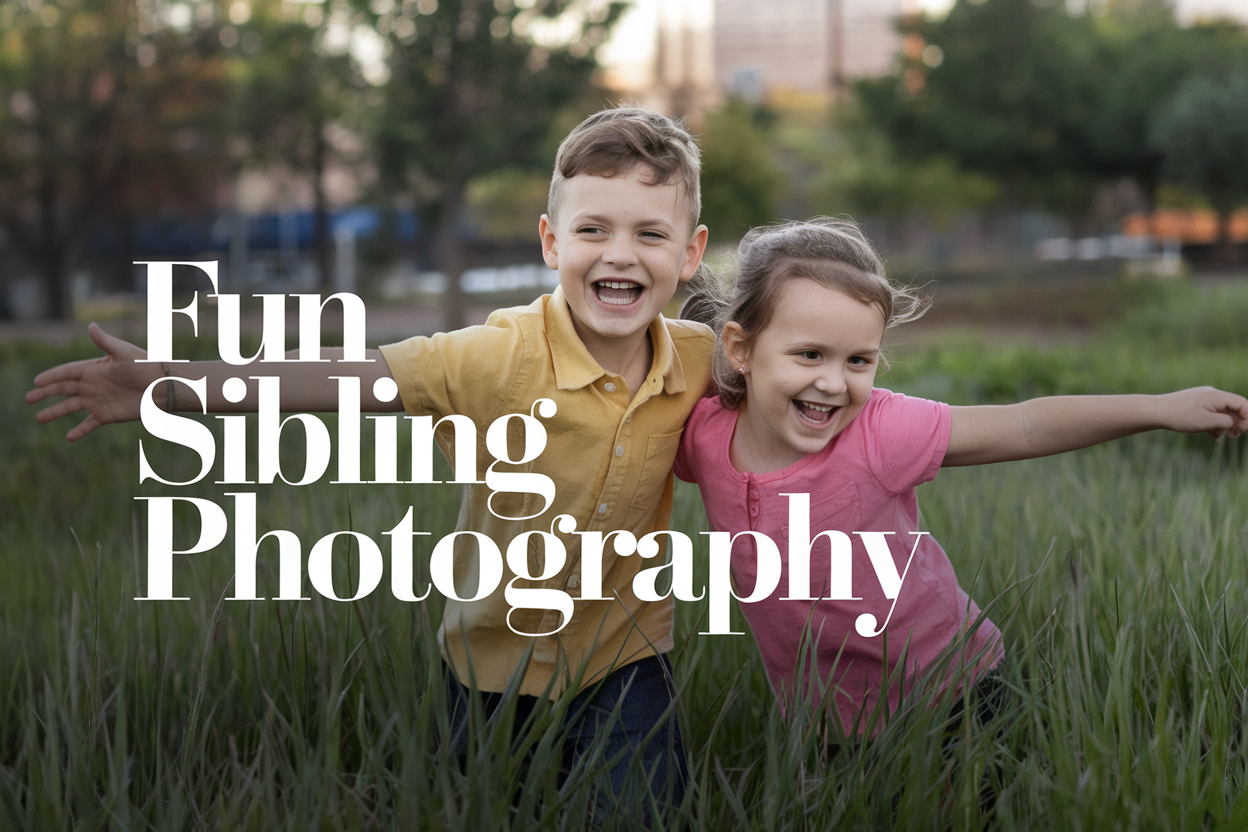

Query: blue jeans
444 654 688 822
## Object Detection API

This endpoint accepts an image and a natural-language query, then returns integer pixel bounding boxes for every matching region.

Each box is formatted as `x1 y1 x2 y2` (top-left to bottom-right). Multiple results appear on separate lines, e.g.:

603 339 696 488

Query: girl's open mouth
594 280 643 306
794 400 837 424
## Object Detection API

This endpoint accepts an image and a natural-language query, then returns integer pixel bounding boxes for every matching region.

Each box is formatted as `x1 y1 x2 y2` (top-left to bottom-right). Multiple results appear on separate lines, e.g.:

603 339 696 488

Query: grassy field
2 277 1247 829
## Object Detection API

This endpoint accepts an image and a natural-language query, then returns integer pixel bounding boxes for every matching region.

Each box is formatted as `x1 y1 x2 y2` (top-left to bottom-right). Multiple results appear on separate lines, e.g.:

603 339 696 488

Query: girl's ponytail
678 265 729 329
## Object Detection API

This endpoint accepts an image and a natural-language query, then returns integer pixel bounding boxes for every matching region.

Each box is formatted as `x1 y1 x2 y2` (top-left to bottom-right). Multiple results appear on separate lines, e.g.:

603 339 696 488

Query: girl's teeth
796 400 835 423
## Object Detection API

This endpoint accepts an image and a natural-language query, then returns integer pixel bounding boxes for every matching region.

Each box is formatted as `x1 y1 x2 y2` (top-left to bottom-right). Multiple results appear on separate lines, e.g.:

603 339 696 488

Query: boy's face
539 166 708 363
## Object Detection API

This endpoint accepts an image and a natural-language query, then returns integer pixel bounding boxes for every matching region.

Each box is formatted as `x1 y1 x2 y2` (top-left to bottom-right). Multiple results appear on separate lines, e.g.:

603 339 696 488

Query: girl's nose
815 368 847 395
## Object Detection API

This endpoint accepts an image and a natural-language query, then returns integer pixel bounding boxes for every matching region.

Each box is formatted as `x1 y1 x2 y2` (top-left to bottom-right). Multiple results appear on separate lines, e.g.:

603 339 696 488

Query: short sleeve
379 321 526 421
859 389 951 494
673 396 720 484
673 407 700 484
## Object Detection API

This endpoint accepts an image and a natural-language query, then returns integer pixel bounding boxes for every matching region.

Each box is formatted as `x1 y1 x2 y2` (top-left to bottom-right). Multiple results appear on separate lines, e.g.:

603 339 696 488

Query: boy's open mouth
794 400 838 424
594 280 643 306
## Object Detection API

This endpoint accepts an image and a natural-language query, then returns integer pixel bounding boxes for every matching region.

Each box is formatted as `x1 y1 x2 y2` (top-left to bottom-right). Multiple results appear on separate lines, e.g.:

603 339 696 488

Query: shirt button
615 445 624 457
604 382 616 392
598 503 608 514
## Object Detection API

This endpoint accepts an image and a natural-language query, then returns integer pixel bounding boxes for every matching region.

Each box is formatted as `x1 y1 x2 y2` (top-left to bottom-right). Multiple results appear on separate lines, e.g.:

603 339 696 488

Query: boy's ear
722 321 749 372
539 215 558 270
678 224 710 283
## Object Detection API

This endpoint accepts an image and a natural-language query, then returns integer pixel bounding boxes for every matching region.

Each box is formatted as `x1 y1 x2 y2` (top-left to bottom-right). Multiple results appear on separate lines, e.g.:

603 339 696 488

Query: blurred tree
1104 0 1175 24
856 0 1103 215
699 99 784 243
228 1 366 290
0 0 229 318
466 168 550 241
1083 17 1246 208
856 0 1248 227
1150 69 1248 257
374 0 625 330
819 106 998 230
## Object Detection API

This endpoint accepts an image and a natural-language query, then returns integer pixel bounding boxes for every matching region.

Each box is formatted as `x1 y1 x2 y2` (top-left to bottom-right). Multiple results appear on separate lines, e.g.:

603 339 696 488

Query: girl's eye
848 355 871 367
798 350 820 361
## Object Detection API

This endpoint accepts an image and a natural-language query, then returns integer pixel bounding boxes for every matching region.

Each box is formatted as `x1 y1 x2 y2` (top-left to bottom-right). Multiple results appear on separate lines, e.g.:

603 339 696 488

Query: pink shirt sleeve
673 398 707 483
859 389 951 495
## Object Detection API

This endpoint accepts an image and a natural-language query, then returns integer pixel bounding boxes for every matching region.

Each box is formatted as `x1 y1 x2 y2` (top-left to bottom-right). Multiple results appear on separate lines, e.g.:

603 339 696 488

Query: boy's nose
602 237 638 266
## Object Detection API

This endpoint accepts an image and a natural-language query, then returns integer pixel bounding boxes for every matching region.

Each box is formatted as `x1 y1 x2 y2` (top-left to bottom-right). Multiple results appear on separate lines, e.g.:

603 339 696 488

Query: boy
27 108 713 811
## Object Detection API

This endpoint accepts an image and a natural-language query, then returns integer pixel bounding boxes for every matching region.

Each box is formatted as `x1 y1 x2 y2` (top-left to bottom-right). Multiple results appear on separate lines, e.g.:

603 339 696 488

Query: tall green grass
3 277 1247 829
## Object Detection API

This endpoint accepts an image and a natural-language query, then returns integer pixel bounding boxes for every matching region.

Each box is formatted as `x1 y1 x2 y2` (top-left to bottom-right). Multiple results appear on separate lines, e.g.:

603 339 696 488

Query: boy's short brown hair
548 107 702 234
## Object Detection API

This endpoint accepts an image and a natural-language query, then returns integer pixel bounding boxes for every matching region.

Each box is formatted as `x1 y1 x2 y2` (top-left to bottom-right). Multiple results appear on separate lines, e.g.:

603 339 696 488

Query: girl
675 218 1248 737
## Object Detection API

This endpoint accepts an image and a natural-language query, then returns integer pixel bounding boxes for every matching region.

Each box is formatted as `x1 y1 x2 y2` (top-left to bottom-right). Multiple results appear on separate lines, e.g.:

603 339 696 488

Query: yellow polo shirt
379 288 714 698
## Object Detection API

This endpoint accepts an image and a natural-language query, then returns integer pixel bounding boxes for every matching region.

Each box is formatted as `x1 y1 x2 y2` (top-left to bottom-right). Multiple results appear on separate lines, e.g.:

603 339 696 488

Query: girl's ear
722 322 750 373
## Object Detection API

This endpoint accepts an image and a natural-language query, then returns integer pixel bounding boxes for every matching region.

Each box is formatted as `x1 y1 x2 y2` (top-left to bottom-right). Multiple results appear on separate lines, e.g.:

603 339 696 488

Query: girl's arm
26 323 402 442
943 386 1248 467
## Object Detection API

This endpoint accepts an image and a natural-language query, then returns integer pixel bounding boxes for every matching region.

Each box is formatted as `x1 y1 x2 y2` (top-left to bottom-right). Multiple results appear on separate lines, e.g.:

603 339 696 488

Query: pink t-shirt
674 388 1003 736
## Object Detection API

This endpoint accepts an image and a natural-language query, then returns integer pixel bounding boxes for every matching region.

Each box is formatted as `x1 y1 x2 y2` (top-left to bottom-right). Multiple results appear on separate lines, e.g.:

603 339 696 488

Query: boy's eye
577 226 604 235
640 230 666 241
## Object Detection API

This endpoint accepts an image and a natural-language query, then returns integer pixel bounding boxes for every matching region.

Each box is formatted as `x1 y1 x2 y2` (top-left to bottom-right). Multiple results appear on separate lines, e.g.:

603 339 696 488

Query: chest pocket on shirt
626 429 684 524
778 482 861 598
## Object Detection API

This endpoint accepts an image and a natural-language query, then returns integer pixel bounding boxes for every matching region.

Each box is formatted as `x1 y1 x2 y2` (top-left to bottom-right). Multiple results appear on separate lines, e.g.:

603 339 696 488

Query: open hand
25 323 162 441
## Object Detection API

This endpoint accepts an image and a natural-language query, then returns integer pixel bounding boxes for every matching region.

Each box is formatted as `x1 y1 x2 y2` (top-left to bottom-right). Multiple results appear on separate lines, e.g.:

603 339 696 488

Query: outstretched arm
26 323 402 442
944 386 1248 467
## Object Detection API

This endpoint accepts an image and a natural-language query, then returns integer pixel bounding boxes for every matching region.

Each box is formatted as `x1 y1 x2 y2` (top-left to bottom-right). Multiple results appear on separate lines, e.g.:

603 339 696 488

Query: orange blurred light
1121 209 1248 244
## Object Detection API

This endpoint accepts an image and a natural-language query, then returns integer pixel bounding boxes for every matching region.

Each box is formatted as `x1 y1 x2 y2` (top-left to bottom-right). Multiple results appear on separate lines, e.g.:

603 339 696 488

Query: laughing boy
28 107 713 814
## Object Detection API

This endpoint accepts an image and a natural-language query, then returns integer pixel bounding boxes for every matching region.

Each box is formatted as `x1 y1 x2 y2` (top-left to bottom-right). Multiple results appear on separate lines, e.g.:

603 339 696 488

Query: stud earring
737 366 745 374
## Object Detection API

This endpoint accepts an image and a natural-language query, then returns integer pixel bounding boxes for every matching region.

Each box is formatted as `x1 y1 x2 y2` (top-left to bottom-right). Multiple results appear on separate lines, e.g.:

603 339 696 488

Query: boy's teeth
595 281 642 306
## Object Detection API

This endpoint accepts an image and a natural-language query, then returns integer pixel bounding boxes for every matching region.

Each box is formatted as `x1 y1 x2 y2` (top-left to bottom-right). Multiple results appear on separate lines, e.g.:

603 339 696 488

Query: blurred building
714 0 920 100
602 0 923 117
604 0 1248 116
1174 0 1248 24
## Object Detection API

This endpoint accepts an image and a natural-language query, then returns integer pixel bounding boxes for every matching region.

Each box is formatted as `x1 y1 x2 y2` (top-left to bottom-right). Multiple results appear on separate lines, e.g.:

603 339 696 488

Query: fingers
30 324 143 389
35 396 84 425
1184 388 1248 439
1229 396 1248 436
88 322 144 360
1210 391 1247 439
25 379 82 405
31 355 101 388
66 414 102 442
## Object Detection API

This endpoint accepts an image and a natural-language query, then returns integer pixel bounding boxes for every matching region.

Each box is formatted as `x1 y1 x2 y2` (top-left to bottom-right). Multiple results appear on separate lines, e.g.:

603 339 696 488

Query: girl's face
724 278 886 473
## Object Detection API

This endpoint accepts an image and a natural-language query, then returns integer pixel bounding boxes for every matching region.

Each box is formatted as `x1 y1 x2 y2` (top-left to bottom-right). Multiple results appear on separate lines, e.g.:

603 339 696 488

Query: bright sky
847 0 1248 19
599 0 954 87
600 0 1248 74
1173 0 1248 19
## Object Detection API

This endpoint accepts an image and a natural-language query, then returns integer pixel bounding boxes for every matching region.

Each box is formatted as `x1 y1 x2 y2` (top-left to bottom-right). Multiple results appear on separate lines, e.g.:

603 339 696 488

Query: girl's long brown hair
682 217 928 409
